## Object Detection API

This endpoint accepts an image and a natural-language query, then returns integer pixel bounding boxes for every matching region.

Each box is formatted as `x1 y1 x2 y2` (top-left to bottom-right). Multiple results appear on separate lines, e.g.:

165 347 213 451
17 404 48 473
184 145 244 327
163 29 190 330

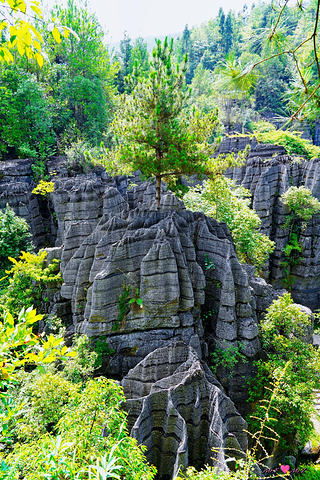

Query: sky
43 0 256 43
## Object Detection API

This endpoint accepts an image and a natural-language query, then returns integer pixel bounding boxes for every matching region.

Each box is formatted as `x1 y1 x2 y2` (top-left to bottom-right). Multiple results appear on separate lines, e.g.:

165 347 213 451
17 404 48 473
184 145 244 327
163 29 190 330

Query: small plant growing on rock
280 186 320 288
211 341 247 378
114 285 143 331
32 180 55 197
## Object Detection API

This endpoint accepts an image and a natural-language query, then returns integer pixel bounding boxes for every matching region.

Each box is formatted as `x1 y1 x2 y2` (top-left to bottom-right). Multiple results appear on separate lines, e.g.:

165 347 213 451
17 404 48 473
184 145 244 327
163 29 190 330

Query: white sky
42 0 255 43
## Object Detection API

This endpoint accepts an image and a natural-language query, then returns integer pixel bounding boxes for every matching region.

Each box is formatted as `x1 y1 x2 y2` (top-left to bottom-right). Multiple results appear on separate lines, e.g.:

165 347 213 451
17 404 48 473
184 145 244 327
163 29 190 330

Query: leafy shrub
8 371 78 442
252 121 320 160
281 186 320 225
248 293 320 453
92 336 115 369
6 377 157 480
62 335 98 383
211 341 247 378
0 250 62 318
0 206 32 277
65 139 102 173
0 306 74 394
298 465 320 480
184 177 274 268
279 186 320 288
177 466 235 479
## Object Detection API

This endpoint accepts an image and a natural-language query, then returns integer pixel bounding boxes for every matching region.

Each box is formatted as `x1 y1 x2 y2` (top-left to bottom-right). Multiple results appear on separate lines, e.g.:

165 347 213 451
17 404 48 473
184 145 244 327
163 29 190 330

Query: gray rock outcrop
0 159 50 246
121 342 247 479
225 152 320 311
50 171 261 390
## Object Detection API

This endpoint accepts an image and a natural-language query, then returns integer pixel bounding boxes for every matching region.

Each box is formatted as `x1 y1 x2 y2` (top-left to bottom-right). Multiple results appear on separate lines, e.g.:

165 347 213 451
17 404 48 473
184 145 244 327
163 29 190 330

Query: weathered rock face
0 158 52 246
226 154 320 311
121 342 247 480
49 170 262 388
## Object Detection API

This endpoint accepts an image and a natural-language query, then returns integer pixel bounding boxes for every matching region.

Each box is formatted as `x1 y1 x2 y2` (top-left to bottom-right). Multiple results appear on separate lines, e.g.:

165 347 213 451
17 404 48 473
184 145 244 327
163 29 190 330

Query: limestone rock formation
121 342 247 479
0 158 49 246
226 154 320 310
49 171 261 387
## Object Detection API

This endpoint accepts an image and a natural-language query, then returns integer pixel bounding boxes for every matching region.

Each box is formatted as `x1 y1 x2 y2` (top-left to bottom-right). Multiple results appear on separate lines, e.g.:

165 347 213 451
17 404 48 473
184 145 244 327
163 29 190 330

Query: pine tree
111 38 222 208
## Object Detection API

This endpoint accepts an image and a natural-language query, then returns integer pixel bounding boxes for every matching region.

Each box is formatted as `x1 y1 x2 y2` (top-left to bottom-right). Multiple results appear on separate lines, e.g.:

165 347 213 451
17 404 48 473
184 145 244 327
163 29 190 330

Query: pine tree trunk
156 175 161 210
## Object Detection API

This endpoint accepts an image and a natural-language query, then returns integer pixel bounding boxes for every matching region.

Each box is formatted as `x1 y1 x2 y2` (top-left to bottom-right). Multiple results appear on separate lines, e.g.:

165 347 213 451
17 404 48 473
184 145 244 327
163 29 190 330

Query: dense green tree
115 31 133 93
44 0 117 147
0 66 55 159
129 37 150 78
178 24 196 83
218 8 225 38
48 0 111 81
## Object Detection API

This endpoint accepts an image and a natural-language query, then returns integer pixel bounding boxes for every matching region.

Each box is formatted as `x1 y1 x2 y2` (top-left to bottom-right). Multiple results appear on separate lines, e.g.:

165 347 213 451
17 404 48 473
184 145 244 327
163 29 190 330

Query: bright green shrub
281 186 320 225
298 465 320 480
7 371 78 442
252 121 320 160
184 177 274 268
177 466 235 479
0 250 62 318
62 334 98 384
6 377 157 480
249 293 320 453
280 186 320 288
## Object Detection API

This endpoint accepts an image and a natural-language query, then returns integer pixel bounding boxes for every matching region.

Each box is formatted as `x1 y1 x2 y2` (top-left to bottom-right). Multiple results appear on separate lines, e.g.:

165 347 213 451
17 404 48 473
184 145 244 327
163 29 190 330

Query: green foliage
62 335 97 384
281 186 320 224
0 250 62 318
57 75 109 146
115 286 143 331
184 177 274 268
279 186 320 287
7 371 78 442
298 465 320 480
62 334 115 383
0 67 55 159
0 206 32 276
204 254 215 271
280 233 303 289
92 336 115 370
5 377 156 480
0 306 74 385
65 139 103 173
210 341 247 378
111 37 223 208
177 466 236 479
253 122 320 160
248 293 320 453
46 0 117 149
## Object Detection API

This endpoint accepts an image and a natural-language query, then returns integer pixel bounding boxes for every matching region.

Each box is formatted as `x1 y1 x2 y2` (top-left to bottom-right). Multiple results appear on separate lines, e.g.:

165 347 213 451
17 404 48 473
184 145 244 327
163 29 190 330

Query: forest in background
1 0 320 165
